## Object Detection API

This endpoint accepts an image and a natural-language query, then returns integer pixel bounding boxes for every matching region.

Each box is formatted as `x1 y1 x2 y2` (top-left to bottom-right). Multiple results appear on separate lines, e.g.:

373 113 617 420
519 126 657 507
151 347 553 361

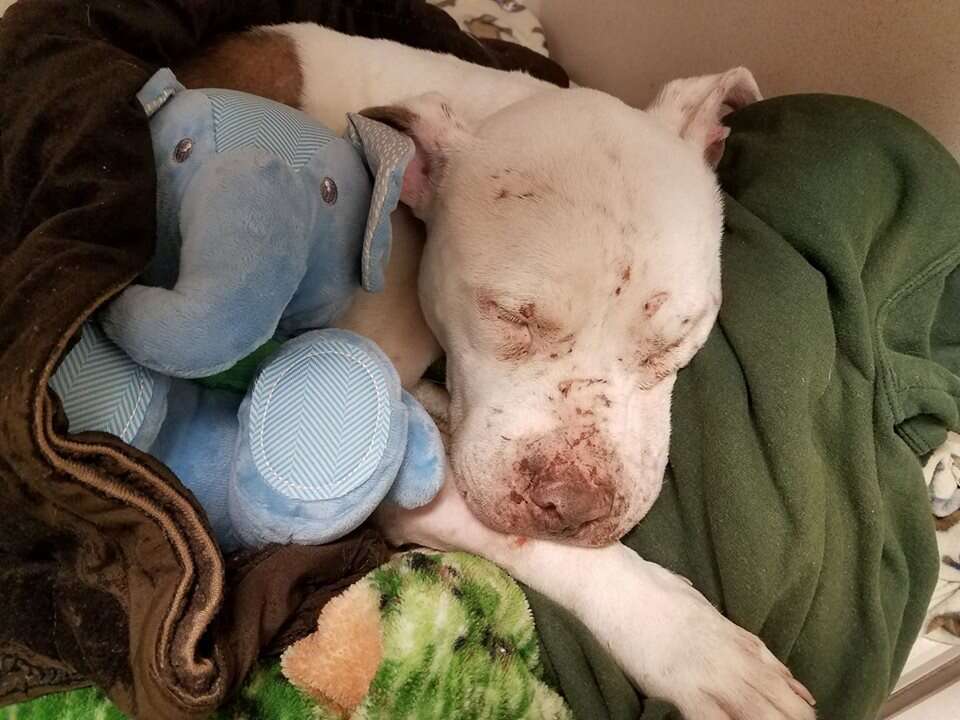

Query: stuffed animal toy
281 551 574 720
0 552 572 720
48 68 444 550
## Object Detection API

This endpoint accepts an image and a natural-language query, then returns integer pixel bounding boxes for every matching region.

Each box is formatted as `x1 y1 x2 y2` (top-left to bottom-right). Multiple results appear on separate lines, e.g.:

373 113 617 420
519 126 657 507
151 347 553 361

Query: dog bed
2 2 960 720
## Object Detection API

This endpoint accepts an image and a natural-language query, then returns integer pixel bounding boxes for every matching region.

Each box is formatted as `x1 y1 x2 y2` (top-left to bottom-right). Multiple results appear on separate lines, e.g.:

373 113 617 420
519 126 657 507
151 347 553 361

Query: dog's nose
529 464 614 530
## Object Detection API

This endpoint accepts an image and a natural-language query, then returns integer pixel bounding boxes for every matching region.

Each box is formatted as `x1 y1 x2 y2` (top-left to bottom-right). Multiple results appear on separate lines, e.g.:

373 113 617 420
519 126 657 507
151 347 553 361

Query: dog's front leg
375 477 815 720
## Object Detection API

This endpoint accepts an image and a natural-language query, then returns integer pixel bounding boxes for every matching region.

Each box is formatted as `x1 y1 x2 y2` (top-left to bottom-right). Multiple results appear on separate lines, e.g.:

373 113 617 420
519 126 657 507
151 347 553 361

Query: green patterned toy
0 552 572 720
282 551 572 720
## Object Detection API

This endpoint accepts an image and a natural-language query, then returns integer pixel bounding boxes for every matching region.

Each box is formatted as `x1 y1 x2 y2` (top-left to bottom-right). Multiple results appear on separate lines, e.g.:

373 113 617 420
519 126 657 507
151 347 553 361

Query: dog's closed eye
475 292 574 362
492 304 529 326
494 314 533 362
475 293 532 359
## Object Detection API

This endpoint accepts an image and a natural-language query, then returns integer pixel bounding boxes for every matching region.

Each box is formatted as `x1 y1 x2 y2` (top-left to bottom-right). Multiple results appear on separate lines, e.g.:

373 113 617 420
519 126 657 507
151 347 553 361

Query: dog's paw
601 556 816 720
661 606 816 720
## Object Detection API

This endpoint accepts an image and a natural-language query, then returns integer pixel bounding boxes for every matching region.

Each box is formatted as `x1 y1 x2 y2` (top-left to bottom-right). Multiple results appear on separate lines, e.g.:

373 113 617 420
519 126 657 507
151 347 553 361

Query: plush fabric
280 551 573 719
0 1 566 718
46 322 171 451
51 66 444 550
101 70 413 378
231 329 445 548
2 553 574 720
528 95 960 720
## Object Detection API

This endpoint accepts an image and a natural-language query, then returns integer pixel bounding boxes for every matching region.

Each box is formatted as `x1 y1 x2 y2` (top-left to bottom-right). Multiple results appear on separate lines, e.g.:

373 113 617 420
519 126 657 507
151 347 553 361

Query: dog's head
363 69 760 546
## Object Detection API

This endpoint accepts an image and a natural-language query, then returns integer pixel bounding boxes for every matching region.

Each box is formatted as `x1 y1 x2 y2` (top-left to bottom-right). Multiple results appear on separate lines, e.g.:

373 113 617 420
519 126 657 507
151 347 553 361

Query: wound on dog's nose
530 472 614 529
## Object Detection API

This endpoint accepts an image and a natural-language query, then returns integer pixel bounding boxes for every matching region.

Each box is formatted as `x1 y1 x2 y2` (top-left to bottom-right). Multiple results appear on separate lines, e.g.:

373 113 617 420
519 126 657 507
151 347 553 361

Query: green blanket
532 94 960 720
6 96 958 720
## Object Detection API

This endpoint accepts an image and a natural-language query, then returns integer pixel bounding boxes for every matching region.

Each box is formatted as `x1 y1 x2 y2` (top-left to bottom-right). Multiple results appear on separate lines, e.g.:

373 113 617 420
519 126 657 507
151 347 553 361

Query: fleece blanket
525 95 960 720
0 2 565 719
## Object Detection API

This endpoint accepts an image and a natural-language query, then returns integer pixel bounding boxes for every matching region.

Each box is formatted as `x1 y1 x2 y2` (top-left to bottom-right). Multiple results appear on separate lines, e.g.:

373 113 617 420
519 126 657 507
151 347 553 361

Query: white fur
274 22 814 719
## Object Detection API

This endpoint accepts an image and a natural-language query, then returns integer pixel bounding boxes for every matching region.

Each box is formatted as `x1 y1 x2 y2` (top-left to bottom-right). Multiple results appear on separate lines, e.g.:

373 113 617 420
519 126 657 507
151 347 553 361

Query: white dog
179 24 816 719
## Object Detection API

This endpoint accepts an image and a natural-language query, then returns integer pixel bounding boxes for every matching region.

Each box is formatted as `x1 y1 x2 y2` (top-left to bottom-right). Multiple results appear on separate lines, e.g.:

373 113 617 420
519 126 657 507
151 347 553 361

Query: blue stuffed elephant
49 69 444 551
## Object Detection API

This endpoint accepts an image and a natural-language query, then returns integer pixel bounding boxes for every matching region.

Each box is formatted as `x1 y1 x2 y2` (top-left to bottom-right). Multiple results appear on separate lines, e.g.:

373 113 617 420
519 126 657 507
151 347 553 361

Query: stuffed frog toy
49 69 444 551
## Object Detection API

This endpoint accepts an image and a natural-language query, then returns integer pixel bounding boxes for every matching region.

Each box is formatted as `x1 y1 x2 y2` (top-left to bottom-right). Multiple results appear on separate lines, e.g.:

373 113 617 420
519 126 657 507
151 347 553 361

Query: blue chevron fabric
248 332 393 502
230 329 431 547
206 90 335 171
49 323 169 451
50 325 444 551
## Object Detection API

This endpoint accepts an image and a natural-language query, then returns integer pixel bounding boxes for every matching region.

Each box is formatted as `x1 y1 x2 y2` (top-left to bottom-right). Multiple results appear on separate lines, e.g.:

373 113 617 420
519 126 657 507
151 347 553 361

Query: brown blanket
0 2 567 718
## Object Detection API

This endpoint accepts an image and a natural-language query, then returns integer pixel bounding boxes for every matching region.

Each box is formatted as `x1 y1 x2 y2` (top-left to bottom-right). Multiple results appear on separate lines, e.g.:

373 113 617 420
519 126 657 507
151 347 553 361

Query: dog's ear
360 93 472 218
647 67 761 167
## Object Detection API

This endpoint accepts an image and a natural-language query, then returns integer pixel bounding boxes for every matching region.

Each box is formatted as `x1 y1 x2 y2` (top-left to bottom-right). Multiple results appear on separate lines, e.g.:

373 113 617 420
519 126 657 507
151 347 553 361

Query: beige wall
3 0 957 154
533 0 960 157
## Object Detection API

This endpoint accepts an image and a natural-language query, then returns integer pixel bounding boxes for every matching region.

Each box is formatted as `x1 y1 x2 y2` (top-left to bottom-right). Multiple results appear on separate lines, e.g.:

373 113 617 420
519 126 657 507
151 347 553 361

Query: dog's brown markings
175 29 303 108
597 393 612 408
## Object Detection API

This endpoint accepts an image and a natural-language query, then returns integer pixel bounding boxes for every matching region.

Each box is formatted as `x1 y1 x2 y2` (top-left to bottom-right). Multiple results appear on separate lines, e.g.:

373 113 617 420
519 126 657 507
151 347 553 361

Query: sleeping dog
178 24 817 719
